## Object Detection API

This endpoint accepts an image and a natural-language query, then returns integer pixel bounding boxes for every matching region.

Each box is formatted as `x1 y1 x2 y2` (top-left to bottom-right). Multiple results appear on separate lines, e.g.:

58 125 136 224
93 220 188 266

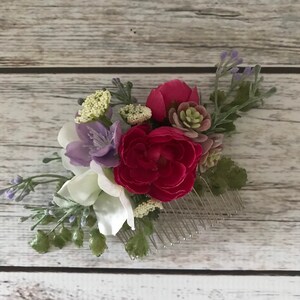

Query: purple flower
231 49 239 59
243 66 253 76
65 121 122 168
69 215 76 224
10 175 23 185
230 67 239 74
4 188 15 200
220 50 228 61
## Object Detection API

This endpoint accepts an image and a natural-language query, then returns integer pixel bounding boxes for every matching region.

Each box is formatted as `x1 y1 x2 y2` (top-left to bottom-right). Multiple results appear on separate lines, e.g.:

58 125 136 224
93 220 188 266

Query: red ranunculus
146 79 200 122
114 125 202 202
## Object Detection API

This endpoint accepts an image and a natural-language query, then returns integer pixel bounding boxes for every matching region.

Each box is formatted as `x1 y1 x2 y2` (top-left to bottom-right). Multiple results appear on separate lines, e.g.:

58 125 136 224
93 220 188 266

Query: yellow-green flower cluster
119 104 152 125
133 199 163 218
75 90 111 123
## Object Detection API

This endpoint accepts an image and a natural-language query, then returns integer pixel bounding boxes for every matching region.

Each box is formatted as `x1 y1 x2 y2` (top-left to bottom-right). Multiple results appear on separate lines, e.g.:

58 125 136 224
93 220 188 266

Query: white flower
55 123 135 236
57 122 88 176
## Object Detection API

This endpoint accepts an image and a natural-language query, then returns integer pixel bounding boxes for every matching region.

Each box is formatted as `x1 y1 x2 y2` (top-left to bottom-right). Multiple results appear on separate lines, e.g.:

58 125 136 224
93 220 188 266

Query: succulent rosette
1 50 276 258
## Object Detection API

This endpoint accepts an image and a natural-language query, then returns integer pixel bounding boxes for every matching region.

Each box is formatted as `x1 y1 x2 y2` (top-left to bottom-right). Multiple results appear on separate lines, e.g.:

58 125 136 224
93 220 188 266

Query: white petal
60 149 88 175
90 161 121 197
57 122 79 148
67 170 100 206
120 189 135 230
52 180 74 208
93 193 127 236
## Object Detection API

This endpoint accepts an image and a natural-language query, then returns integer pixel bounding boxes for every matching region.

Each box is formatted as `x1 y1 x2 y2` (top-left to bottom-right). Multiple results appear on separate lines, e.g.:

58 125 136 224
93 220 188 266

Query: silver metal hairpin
117 180 243 255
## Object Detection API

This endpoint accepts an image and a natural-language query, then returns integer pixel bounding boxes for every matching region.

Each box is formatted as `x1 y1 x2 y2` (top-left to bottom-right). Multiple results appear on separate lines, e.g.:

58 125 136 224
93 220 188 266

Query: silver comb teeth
117 189 244 256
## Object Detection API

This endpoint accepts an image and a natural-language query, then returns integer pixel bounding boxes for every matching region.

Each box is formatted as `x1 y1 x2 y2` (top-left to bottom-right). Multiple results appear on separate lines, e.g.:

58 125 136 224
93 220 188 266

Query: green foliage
30 230 50 254
125 232 149 258
111 78 136 104
72 228 84 247
131 194 150 206
204 157 247 195
124 217 156 258
59 227 72 242
42 152 61 164
210 90 226 107
50 232 66 249
209 63 276 134
147 208 161 221
89 229 107 257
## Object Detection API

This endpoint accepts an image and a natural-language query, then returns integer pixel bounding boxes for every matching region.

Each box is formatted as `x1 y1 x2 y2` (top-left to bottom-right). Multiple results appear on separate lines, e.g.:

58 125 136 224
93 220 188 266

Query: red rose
114 125 202 202
146 79 200 122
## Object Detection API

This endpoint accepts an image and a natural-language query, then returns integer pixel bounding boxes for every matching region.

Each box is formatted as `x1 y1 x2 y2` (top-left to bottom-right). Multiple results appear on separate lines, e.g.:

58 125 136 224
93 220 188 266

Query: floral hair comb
1 50 276 258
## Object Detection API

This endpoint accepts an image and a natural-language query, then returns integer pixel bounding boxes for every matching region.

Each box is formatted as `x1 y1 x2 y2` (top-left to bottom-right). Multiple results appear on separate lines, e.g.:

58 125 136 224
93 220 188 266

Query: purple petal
111 121 122 149
65 141 91 167
90 144 113 157
220 50 228 61
76 121 107 143
92 152 119 168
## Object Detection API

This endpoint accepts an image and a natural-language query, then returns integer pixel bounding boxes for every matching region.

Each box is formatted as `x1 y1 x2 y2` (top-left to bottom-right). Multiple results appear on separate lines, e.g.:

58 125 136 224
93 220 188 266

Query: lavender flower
243 66 253 76
220 50 228 61
4 188 15 200
231 49 239 59
65 120 122 168
10 175 23 185
230 67 239 74
69 215 76 224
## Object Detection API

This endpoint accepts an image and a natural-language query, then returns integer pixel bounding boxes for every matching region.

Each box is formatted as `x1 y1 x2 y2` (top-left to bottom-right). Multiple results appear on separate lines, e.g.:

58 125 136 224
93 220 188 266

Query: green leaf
39 215 55 225
125 232 149 258
72 228 84 247
216 121 236 133
89 229 107 257
86 214 97 228
210 177 228 196
194 176 205 196
227 165 247 189
50 233 66 249
140 218 154 236
59 227 72 242
204 157 248 195
30 230 50 254
147 208 161 221
210 90 226 106
232 81 260 112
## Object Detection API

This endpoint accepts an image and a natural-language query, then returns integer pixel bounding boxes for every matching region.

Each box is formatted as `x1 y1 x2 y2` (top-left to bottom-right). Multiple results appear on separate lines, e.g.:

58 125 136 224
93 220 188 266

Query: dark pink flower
146 79 200 122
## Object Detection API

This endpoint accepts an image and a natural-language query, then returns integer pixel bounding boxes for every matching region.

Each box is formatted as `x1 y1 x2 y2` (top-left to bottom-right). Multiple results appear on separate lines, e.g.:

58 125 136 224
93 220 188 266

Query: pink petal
146 89 166 122
158 80 192 108
188 86 200 104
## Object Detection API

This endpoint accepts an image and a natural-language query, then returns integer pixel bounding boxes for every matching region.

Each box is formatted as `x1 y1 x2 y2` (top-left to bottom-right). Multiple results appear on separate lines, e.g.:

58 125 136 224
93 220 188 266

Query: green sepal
125 232 149 258
72 228 84 248
50 232 66 249
59 227 72 242
30 230 50 254
89 228 107 257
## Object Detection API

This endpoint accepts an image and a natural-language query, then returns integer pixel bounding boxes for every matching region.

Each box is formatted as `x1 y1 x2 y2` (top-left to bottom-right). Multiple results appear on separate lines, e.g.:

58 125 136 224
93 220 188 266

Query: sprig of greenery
201 157 247 195
1 174 70 202
110 78 137 105
208 52 276 134
125 217 154 258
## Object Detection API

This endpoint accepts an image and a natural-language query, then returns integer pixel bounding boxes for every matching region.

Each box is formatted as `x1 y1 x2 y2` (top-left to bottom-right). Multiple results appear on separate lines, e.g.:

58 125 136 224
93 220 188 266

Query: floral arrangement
1 51 276 258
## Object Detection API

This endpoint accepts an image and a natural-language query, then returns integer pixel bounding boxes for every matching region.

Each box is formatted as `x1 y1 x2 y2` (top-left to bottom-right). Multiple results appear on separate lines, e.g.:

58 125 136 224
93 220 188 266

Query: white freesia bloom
57 122 88 176
54 123 135 236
